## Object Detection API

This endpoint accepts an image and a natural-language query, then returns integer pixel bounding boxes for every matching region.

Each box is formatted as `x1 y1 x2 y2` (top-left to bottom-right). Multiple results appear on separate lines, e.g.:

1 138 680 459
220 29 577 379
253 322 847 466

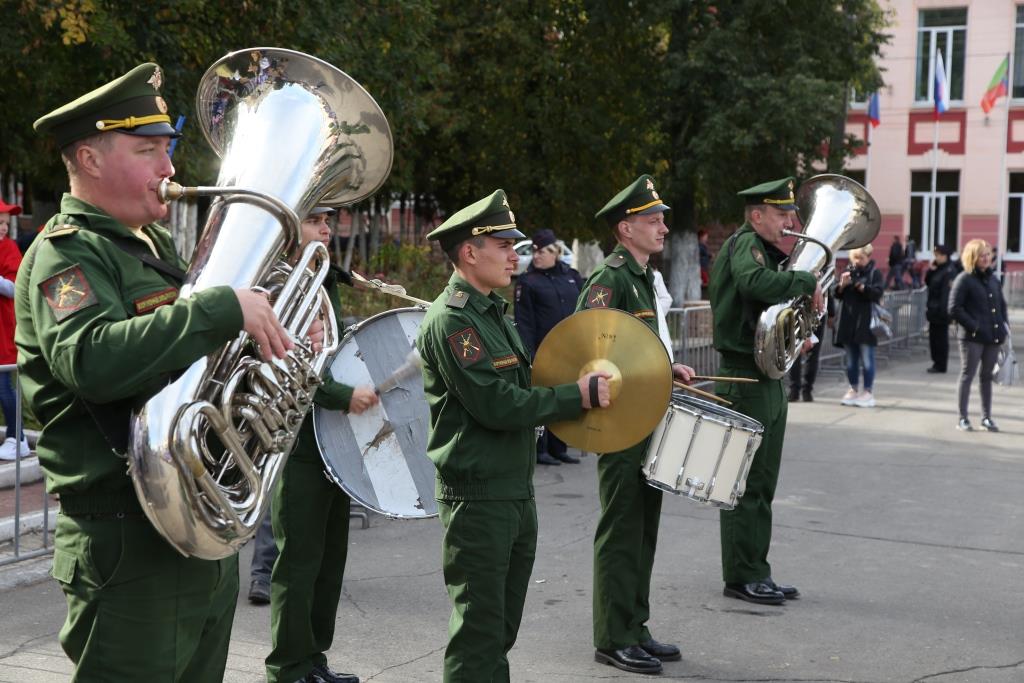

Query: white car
513 240 574 276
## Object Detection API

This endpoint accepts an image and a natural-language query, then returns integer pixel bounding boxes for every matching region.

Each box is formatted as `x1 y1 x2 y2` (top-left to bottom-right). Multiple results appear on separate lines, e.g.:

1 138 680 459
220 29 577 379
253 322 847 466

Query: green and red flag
981 56 1009 114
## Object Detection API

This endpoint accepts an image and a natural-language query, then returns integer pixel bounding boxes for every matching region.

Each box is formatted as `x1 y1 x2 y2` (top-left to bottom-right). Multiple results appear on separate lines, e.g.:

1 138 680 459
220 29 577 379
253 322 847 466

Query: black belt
59 491 143 518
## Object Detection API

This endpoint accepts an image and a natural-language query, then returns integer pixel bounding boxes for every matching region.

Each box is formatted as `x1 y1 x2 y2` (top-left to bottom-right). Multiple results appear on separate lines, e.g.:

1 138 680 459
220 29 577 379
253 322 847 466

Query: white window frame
916 12 967 105
910 172 960 256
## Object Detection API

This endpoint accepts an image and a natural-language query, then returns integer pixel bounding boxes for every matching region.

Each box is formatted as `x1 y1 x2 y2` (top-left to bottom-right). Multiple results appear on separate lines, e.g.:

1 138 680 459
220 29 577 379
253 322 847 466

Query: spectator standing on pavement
514 228 583 466
0 200 27 460
886 234 904 290
903 237 920 288
924 244 959 374
949 239 1009 432
698 228 712 288
835 244 884 408
787 293 834 403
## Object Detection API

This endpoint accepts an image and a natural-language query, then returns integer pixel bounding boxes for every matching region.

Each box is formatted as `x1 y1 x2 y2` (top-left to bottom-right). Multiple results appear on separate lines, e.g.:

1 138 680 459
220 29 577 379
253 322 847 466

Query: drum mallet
375 349 423 394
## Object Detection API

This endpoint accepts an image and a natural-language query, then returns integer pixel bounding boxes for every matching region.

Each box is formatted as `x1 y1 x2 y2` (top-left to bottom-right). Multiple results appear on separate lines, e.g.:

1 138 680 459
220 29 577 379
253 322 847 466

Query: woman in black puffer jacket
948 239 1009 432
834 244 885 408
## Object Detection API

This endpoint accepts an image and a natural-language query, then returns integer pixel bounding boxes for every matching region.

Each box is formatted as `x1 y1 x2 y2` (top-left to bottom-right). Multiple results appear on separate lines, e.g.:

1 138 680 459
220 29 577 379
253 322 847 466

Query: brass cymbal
532 308 672 453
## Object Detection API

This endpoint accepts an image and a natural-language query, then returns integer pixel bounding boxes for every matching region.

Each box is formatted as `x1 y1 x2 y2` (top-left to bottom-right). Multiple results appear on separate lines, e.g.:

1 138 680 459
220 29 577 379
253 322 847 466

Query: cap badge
652 190 660 200
645 178 654 190
155 96 168 114
147 67 163 90
509 210 516 223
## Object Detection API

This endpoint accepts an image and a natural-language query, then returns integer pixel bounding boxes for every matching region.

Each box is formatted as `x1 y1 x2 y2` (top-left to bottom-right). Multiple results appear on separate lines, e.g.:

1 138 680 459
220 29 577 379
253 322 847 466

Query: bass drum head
313 307 436 518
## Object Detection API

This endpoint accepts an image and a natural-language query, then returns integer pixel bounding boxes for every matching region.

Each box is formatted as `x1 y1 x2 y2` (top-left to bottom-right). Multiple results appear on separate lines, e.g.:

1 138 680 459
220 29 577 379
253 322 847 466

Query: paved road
0 326 1021 682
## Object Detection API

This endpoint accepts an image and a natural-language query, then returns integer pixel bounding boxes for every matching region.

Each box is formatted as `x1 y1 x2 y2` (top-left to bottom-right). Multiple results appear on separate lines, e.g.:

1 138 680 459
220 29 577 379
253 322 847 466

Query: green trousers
51 512 238 682
716 370 788 584
592 439 662 650
266 456 351 683
438 499 537 683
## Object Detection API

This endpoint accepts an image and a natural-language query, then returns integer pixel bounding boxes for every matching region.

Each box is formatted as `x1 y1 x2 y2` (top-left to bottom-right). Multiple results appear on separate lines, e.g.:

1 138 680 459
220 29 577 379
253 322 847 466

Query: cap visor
636 203 670 215
119 122 181 138
308 207 337 216
491 228 526 240
778 203 798 212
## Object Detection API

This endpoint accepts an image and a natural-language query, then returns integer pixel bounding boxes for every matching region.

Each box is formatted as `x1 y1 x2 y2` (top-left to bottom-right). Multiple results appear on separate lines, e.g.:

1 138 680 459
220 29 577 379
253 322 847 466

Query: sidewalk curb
0 456 43 489
0 553 52 591
0 509 57 544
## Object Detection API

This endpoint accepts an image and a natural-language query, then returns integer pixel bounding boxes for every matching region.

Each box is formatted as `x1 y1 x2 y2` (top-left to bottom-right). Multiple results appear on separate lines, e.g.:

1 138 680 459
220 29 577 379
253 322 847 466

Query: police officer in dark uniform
18 63 293 680
265 207 377 683
577 175 694 675
708 177 822 605
514 228 583 465
417 189 611 683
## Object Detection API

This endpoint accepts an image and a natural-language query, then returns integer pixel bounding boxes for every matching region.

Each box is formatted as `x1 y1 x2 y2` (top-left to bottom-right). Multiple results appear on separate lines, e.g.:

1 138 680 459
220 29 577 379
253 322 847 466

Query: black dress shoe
553 451 580 464
764 577 800 599
926 366 946 374
801 390 813 402
723 581 785 605
594 645 663 674
248 580 270 605
536 452 561 465
787 390 800 402
304 663 359 683
639 637 681 661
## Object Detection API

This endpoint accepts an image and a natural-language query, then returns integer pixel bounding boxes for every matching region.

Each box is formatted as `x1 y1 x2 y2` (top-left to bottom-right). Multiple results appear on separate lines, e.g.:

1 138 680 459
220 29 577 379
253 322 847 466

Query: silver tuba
754 174 880 380
128 48 393 559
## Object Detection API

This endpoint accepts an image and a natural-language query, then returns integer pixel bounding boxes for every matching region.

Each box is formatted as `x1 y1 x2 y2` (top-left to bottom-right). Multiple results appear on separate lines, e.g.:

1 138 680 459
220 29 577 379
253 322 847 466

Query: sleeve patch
492 354 519 371
40 265 98 322
134 287 178 315
585 284 612 308
447 327 487 367
750 247 765 266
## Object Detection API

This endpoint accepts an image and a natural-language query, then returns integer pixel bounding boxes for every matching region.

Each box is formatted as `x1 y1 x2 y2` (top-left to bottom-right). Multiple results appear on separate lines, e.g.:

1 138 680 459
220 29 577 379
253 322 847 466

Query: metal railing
1006 271 1024 309
666 287 931 382
0 364 52 567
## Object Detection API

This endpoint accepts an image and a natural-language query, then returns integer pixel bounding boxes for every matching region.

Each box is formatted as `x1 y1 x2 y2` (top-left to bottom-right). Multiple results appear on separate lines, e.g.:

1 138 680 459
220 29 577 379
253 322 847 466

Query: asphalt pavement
0 317 1021 682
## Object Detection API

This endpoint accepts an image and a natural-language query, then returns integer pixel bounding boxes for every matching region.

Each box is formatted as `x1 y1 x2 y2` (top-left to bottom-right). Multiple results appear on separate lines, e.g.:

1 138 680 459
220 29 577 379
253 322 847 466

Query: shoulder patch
750 246 765 266
605 253 627 269
39 264 98 322
585 284 612 308
446 290 470 309
447 326 487 366
44 224 79 240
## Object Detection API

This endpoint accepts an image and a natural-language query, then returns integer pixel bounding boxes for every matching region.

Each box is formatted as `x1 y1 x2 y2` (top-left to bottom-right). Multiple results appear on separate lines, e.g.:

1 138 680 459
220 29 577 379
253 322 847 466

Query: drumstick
375 349 422 394
691 375 758 384
672 381 732 406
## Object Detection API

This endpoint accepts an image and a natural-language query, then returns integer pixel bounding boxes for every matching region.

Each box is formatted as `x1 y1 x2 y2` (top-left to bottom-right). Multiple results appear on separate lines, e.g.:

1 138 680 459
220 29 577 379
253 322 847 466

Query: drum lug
684 476 705 492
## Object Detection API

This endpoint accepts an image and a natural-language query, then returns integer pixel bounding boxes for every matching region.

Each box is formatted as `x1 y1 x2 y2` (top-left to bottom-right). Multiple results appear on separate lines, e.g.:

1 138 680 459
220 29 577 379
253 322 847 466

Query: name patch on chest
447 327 487 367
134 287 178 315
40 264 98 322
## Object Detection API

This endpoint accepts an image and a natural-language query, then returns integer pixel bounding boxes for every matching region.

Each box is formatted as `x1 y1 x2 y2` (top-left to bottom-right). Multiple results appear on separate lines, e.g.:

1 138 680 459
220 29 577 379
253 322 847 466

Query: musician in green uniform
708 177 822 605
17 63 294 680
266 207 377 683
417 189 611 683
578 175 694 675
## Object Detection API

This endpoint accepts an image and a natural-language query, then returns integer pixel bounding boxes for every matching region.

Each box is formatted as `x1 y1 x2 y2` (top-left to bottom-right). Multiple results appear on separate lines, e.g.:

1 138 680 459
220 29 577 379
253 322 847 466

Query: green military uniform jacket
15 194 244 498
709 222 816 368
417 274 582 501
578 244 658 329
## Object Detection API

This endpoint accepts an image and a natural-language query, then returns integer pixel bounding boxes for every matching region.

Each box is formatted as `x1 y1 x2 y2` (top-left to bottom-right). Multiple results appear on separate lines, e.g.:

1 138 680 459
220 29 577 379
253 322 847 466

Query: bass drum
313 307 436 518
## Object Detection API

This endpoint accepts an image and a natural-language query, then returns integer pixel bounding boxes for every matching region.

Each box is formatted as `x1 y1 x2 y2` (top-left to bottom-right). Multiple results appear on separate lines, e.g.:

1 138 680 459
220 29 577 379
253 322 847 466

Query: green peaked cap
427 189 526 251
34 63 180 149
737 176 797 210
595 174 670 226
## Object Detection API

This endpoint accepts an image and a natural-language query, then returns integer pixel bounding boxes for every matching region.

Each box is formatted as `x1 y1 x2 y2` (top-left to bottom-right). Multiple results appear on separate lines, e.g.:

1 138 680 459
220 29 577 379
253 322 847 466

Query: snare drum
313 307 436 519
642 392 763 510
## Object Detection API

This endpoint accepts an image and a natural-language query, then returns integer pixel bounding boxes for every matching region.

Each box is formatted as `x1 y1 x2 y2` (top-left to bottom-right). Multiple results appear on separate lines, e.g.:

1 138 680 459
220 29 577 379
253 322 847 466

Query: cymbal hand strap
589 375 600 408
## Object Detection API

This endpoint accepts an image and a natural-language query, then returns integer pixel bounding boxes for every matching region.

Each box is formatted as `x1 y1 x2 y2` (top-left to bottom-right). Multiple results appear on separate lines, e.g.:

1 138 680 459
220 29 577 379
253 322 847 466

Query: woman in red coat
0 200 26 460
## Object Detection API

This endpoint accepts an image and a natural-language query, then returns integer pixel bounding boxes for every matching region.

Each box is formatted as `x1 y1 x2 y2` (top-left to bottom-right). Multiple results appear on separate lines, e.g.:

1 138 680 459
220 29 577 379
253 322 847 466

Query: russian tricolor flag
868 92 880 128
934 50 950 117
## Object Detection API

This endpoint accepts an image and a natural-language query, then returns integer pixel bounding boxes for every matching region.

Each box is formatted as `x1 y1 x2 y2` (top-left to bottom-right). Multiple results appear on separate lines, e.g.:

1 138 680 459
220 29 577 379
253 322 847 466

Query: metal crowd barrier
666 287 931 383
1005 271 1024 309
0 364 52 567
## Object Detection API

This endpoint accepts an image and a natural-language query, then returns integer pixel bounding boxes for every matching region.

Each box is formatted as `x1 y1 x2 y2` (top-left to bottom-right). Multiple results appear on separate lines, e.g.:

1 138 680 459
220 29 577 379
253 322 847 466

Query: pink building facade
845 0 1024 276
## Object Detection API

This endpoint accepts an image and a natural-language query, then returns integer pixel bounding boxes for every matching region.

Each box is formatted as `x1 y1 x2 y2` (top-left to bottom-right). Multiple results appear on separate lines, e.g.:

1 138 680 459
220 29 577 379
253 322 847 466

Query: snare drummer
578 175 694 675
417 189 611 683
264 206 378 683
708 177 823 605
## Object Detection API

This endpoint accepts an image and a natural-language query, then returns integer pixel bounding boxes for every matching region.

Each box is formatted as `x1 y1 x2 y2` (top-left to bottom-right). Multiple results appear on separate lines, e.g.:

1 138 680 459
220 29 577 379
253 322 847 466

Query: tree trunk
666 186 702 304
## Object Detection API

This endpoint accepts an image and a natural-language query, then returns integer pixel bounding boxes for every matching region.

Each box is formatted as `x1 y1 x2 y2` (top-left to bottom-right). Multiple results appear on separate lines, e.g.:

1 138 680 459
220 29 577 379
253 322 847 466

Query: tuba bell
128 48 393 559
754 174 880 380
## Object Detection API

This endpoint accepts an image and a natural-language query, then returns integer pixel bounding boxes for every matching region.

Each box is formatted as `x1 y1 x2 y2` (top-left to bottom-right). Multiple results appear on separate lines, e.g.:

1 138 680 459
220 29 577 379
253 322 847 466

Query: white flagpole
930 49 943 256
996 51 1013 278
865 99 873 189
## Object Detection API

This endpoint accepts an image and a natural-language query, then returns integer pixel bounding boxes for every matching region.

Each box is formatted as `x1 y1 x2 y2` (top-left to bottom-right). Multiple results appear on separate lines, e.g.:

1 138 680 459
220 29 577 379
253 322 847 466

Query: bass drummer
578 175 694 675
264 206 378 683
708 177 822 606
